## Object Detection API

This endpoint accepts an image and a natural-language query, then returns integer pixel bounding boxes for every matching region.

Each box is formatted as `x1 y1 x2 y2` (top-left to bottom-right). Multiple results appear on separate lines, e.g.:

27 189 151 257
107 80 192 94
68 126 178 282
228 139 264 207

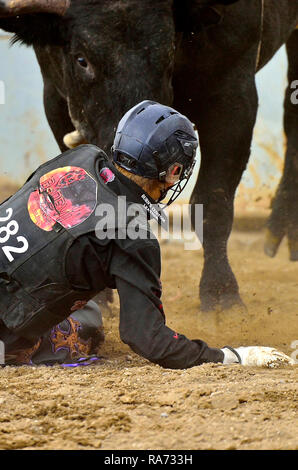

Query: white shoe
222 346 295 368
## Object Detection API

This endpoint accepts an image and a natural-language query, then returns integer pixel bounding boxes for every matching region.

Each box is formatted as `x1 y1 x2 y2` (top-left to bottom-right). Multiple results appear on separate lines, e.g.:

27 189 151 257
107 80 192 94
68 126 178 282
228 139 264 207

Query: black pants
0 300 104 366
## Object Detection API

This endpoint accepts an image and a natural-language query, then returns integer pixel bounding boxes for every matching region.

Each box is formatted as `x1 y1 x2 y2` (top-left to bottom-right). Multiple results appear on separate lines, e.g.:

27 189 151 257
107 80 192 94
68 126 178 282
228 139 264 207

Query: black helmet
112 100 198 205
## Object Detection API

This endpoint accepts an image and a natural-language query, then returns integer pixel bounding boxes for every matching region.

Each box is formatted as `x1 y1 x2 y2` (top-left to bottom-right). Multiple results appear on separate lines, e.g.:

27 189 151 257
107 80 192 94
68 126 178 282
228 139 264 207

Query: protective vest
0 145 129 340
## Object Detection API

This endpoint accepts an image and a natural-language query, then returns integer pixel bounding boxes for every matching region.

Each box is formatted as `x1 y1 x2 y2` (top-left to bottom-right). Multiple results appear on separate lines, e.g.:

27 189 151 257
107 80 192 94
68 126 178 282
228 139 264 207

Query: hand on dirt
235 346 295 368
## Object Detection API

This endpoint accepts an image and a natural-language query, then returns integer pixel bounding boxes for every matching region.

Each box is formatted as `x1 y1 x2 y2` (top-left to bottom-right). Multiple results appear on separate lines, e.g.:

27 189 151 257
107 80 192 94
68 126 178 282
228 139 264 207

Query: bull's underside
1 0 298 311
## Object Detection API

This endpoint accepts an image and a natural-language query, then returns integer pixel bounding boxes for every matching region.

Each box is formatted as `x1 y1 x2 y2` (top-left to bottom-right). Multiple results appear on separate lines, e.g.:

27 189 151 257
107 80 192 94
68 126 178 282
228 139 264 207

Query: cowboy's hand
222 346 295 368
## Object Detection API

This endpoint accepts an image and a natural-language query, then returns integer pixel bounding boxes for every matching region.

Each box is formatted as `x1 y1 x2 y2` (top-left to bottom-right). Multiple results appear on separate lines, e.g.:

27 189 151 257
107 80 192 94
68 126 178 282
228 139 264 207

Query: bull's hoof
264 229 283 258
199 261 243 312
200 291 244 312
288 239 298 261
264 228 298 261
289 252 298 261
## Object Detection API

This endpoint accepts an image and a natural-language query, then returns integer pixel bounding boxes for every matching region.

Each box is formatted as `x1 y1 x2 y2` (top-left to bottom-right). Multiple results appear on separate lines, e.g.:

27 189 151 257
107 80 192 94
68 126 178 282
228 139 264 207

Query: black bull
0 0 298 311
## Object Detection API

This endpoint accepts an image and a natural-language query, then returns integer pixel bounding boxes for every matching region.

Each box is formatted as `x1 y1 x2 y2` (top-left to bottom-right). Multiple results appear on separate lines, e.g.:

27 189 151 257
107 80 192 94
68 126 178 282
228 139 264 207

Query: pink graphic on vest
99 167 115 184
28 166 97 231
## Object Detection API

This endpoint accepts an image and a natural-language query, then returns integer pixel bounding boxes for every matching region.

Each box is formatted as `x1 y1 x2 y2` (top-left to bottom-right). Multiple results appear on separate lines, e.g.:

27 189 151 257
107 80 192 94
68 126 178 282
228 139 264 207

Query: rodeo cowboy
0 101 294 368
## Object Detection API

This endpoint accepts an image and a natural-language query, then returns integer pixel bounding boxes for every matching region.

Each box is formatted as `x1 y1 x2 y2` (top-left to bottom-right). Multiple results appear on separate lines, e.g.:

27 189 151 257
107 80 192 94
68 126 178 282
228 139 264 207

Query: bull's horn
0 0 70 17
63 130 87 149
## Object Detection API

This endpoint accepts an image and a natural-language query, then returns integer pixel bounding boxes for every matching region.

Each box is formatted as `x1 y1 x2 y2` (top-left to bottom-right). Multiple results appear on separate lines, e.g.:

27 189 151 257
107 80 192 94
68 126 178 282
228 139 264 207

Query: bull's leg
264 31 298 260
43 80 75 152
190 78 258 311
43 81 114 306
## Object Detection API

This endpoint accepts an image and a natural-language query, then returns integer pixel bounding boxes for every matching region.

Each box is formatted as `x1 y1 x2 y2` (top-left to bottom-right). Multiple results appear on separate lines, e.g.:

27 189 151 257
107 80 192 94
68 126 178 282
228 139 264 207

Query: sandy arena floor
0 222 297 450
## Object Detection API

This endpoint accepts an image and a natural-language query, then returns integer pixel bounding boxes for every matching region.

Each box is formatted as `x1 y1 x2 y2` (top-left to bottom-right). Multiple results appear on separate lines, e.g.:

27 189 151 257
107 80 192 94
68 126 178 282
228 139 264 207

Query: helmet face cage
112 100 198 205
158 157 197 207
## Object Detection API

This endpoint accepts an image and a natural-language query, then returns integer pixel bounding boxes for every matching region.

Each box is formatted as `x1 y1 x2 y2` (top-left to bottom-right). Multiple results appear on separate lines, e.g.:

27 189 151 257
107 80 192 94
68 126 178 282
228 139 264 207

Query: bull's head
0 0 239 152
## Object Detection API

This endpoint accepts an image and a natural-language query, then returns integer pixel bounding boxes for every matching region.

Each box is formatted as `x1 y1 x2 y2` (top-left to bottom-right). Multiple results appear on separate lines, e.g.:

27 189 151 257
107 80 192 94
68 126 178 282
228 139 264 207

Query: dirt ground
0 205 297 450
